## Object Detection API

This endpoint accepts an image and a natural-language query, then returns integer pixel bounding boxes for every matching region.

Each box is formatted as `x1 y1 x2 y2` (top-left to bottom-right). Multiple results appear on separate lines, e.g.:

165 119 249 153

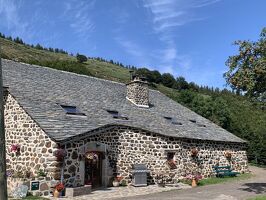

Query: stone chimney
126 72 149 108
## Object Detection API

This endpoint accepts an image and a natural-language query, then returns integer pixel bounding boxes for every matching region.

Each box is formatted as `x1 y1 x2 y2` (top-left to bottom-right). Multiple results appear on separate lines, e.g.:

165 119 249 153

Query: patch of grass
11 196 49 200
0 37 131 83
249 163 266 169
22 197 49 200
197 173 253 186
248 195 266 200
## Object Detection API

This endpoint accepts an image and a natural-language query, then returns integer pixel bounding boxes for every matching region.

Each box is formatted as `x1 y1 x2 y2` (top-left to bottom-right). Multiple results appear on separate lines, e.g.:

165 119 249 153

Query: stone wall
7 177 53 197
4 93 59 179
3 92 249 188
61 126 248 185
126 77 149 108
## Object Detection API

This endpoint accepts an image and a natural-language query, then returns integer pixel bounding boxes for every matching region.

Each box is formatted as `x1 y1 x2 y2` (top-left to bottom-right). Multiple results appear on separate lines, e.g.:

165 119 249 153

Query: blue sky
0 0 265 88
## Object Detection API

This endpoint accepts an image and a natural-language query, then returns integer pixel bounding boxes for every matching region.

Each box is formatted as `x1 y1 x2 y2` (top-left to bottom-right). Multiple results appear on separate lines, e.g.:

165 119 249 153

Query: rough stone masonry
2 60 248 196
4 92 248 187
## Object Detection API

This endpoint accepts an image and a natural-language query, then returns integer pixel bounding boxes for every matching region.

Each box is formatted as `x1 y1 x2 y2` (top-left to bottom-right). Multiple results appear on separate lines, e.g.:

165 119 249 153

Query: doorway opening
84 151 103 188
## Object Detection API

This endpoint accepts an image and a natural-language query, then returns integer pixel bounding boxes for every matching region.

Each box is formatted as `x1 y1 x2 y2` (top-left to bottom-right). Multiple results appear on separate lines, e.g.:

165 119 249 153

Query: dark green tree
76 53 88 63
161 73 176 88
174 76 189 90
35 43 43 50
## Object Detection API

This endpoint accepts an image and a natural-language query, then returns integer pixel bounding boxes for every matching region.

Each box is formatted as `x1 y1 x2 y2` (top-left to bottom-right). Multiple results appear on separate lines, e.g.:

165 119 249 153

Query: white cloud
115 37 142 57
144 0 218 32
142 0 220 76
0 0 29 38
191 0 221 8
153 11 185 23
114 36 152 67
63 0 95 40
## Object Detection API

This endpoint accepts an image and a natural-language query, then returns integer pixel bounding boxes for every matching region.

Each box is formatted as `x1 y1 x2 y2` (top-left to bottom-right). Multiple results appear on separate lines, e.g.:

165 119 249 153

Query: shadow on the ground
239 183 266 194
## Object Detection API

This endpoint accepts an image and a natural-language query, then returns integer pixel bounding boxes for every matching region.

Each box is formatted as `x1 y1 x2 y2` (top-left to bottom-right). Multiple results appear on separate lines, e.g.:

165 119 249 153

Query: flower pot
191 178 197 187
113 181 120 187
158 183 165 187
54 189 60 198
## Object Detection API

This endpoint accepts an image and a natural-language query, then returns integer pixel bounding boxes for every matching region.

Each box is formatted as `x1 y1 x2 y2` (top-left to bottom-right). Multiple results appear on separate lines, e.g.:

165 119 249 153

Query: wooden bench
212 166 240 178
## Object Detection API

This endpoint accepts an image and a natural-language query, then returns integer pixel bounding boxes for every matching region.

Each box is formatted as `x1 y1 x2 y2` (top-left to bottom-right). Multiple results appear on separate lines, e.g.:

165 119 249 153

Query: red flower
115 176 123 182
186 173 203 182
55 183 64 192
54 149 67 161
10 144 20 152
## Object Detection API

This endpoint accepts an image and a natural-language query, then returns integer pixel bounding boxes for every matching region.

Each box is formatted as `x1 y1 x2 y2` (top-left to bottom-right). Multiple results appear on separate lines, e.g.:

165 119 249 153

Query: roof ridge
3 59 127 86
3 59 161 93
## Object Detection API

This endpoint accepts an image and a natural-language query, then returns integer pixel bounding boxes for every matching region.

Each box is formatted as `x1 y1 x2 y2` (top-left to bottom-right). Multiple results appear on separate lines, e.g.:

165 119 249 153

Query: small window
106 109 128 120
197 124 206 127
166 152 177 169
164 116 182 125
107 110 119 118
60 105 86 116
172 121 182 125
167 152 175 161
189 119 196 123
164 116 172 121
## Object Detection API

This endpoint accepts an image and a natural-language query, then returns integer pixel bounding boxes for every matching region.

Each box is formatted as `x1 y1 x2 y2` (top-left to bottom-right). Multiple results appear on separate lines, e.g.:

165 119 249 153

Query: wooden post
0 44 8 199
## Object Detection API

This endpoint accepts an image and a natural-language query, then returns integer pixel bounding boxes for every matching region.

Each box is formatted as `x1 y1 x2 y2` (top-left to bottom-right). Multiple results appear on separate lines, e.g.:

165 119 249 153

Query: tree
76 53 87 63
161 73 176 88
35 43 43 50
13 37 23 44
174 76 189 90
224 27 266 99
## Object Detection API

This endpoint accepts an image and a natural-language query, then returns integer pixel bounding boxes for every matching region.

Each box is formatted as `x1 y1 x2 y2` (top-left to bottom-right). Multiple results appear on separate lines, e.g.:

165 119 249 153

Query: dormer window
164 116 182 125
60 105 86 116
197 123 206 127
189 119 196 123
106 109 128 120
164 116 172 121
172 121 182 125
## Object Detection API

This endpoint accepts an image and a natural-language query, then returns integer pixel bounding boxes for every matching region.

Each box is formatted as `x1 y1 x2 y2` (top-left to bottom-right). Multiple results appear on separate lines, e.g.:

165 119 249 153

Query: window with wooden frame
166 152 177 169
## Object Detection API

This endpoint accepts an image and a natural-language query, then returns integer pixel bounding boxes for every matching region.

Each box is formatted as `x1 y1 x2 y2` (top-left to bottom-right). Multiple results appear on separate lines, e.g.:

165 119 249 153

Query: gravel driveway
116 166 266 200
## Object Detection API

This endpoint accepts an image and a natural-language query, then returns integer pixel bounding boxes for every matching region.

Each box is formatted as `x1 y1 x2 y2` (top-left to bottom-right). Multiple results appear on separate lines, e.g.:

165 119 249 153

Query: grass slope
0 37 130 83
248 196 266 200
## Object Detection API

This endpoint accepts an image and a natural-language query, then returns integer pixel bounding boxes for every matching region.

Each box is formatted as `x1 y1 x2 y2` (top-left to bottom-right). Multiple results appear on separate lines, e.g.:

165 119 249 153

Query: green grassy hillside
0 37 265 165
0 37 130 83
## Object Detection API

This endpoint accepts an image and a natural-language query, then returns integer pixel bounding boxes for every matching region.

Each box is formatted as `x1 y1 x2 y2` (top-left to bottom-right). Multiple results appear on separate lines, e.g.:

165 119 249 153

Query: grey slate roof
2 60 245 143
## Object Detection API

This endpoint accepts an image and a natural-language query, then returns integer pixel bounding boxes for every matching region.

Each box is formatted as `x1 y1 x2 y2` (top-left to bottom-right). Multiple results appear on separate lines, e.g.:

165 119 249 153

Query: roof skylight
164 116 172 120
197 124 206 127
164 116 182 125
189 119 197 123
106 109 128 120
60 105 86 116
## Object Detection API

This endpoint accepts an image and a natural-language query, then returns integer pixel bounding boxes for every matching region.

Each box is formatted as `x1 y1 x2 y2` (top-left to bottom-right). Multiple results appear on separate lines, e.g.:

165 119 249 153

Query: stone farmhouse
3 59 248 190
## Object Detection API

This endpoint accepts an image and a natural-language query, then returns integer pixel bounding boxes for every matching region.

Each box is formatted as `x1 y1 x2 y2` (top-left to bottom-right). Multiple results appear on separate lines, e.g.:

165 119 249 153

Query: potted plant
54 182 64 198
225 151 232 159
112 176 122 187
156 173 166 187
186 173 202 187
54 148 67 161
37 169 47 177
191 148 198 157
